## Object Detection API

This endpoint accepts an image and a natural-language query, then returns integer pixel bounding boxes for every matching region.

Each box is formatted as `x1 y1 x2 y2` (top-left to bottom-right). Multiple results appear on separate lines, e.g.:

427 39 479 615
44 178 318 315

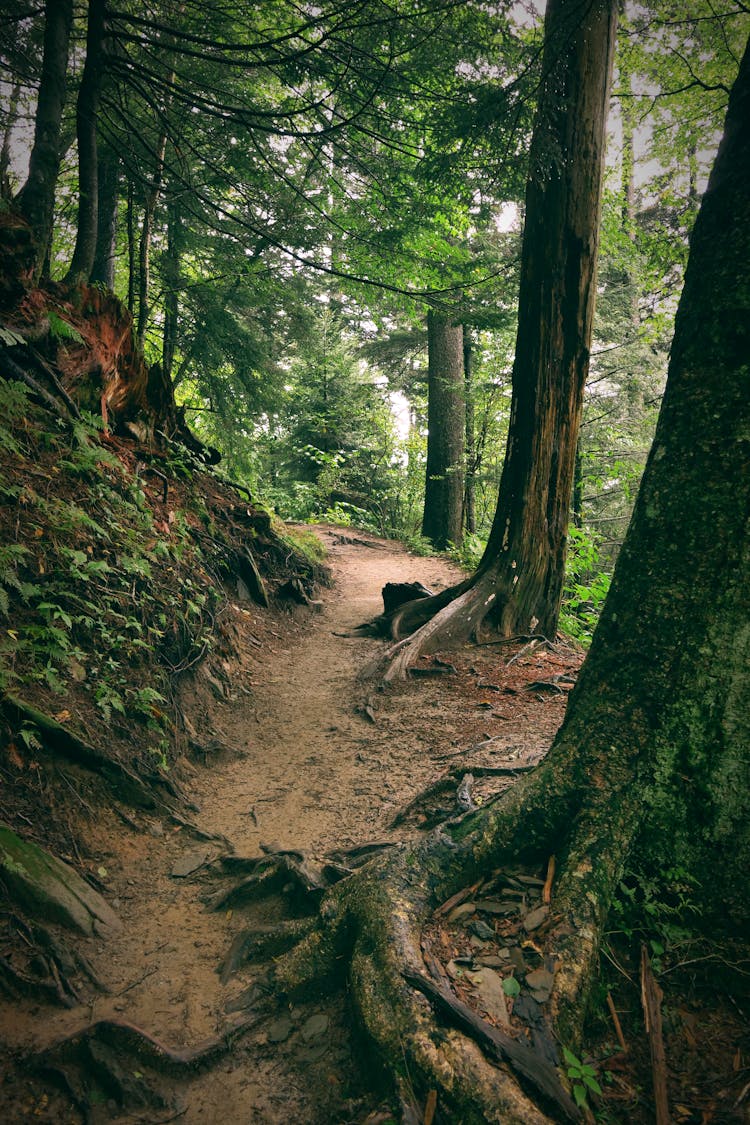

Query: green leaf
502 976 521 997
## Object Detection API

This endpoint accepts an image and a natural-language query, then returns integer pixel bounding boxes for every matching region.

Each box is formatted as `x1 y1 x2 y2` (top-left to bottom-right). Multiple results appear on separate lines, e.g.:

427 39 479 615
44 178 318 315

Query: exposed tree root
208 741 636 1124
31 1013 264 1118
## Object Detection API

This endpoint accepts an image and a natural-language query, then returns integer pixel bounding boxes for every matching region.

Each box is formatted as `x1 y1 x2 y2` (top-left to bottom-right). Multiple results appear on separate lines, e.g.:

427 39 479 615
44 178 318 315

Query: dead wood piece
542 856 556 906
402 969 580 1123
381 581 434 615
434 880 482 918
640 945 670 1125
1 695 155 809
277 577 310 605
606 991 627 1054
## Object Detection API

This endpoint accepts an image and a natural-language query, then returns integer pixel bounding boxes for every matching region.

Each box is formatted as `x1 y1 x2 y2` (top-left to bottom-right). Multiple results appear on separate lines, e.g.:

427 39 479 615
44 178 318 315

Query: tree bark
162 192 180 382
421 311 465 550
374 0 618 672
463 329 476 536
0 80 22 199
90 145 119 290
14 0 73 279
65 0 107 286
136 123 171 348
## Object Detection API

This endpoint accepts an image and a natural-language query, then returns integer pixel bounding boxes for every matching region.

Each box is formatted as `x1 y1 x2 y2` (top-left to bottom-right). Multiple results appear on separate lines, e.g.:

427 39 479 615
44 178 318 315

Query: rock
447 902 476 923
301 1013 329 1041
475 898 519 916
509 947 527 972
470 919 495 942
267 1016 294 1043
472 968 510 1027
476 954 506 969
525 967 554 1002
170 848 211 878
523 904 549 931
0 824 120 935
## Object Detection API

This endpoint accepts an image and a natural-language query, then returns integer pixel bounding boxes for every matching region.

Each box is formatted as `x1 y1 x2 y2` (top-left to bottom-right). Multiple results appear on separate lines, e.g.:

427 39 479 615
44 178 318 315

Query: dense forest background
2 0 746 642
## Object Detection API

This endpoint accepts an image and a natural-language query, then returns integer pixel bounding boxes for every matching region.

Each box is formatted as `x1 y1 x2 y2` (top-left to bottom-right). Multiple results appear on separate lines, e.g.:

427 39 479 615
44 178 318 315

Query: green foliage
0 394 222 767
562 1047 603 1109
609 863 702 958
47 310 84 344
559 526 612 645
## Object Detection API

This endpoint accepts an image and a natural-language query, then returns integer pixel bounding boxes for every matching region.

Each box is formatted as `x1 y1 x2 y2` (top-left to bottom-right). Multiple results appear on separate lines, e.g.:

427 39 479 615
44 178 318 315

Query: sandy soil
0 528 575 1123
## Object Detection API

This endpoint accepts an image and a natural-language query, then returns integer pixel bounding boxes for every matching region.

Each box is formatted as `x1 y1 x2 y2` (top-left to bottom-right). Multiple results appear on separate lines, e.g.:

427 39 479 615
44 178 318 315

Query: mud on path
1 528 577 1123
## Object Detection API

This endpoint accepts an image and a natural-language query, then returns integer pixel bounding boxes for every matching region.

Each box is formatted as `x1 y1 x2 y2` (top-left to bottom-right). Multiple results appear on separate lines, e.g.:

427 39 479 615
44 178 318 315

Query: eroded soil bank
0 527 574 1122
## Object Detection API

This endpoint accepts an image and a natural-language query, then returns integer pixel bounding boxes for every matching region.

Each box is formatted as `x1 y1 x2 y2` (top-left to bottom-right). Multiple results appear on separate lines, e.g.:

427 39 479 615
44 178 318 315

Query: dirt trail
2 529 574 1123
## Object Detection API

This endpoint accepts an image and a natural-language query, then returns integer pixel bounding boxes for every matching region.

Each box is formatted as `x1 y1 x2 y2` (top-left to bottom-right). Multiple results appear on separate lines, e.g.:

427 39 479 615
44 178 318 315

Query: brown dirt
0 527 575 1123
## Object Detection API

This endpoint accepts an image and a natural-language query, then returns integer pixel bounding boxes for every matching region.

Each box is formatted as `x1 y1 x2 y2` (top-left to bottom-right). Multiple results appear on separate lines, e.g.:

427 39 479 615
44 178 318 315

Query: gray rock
523 904 549 932
470 919 495 942
267 1016 294 1043
301 1013 329 1041
171 848 211 878
0 824 120 935
447 902 476 922
472 967 511 1027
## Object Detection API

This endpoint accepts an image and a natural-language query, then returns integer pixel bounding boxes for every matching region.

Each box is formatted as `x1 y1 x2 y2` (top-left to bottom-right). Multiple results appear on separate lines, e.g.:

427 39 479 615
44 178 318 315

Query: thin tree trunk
65 0 107 285
90 146 119 290
136 125 170 347
0 80 22 199
422 311 465 550
162 193 180 382
463 330 476 536
15 0 73 279
126 177 136 312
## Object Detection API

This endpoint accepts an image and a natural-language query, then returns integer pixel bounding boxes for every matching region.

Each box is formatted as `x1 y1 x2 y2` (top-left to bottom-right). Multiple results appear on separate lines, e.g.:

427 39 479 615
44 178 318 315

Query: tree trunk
463 329 476 536
0 80 22 199
14 0 73 279
162 193 180 382
126 177 136 312
65 0 107 286
268 38 750 1122
90 145 119 290
136 126 170 348
421 311 465 550
374 0 618 673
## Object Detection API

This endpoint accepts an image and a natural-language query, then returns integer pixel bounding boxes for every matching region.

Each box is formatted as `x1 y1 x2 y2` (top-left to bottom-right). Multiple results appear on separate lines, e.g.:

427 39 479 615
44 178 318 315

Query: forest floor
1 527 747 1123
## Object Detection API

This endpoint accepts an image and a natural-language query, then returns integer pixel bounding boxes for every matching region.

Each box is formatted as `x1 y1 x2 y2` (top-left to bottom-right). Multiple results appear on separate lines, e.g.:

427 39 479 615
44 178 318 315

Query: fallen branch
640 945 670 1125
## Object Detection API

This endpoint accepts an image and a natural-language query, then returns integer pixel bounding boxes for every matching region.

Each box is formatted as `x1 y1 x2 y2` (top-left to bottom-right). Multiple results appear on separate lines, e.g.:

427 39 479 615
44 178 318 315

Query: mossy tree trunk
273 34 750 1123
378 0 617 675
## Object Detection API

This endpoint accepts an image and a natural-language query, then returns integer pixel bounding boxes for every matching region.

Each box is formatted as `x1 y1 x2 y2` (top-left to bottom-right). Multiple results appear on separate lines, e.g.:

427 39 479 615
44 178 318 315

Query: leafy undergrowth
0 376 328 840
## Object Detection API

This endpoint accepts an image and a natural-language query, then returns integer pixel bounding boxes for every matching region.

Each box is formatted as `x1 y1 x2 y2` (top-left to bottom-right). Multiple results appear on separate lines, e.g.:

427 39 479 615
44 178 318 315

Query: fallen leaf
53 709 72 723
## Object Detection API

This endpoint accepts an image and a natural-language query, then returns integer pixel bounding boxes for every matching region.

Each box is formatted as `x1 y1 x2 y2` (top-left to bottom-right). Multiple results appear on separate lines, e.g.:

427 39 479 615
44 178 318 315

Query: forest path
193 526 467 857
4 529 573 1124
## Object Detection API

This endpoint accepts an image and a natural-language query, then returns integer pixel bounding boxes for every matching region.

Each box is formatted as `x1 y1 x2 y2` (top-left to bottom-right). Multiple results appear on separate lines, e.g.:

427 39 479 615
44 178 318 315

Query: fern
48 310 84 345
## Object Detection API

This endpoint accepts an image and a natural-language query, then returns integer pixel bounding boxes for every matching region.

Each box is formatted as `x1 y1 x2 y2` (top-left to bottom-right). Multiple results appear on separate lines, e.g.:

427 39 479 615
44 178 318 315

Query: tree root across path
198 732 628 1125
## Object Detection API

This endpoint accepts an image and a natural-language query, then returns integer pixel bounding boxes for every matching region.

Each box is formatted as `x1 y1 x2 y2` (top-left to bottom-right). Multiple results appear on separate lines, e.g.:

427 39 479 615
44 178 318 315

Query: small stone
446 960 464 980
472 968 511 1027
523 904 549 932
171 849 211 878
301 1013 329 1041
525 968 554 992
476 899 519 916
267 1016 293 1043
470 919 495 942
447 902 476 922
476 955 505 968
509 947 527 972
516 875 545 886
